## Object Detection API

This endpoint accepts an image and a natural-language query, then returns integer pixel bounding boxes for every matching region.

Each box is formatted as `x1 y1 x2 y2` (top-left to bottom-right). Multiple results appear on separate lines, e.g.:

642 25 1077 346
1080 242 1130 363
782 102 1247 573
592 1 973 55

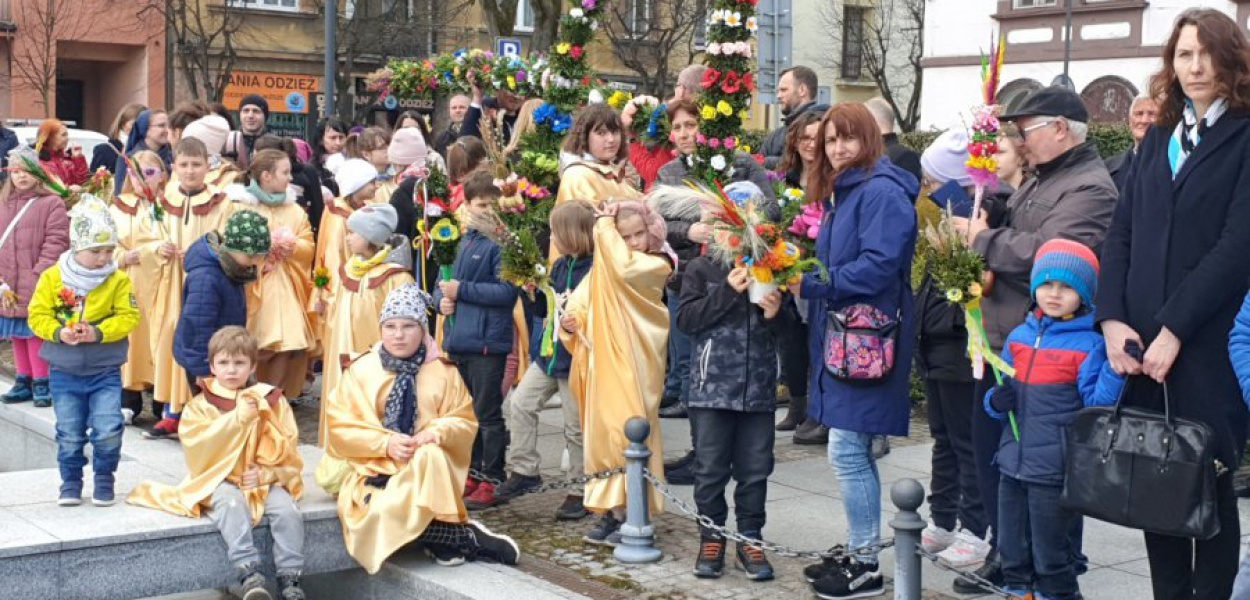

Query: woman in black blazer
1096 9 1250 600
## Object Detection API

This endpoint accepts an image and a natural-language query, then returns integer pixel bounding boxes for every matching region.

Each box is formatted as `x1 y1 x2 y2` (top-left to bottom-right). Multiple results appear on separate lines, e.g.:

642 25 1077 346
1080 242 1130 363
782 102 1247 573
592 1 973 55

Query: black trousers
1143 472 1240 600
924 378 985 536
776 303 810 398
971 376 1001 543
689 408 776 537
453 353 510 481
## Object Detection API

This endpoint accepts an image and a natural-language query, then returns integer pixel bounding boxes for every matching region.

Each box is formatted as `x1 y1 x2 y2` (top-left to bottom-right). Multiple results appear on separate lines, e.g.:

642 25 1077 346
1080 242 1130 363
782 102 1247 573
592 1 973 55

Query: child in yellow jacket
27 197 139 507
129 326 306 600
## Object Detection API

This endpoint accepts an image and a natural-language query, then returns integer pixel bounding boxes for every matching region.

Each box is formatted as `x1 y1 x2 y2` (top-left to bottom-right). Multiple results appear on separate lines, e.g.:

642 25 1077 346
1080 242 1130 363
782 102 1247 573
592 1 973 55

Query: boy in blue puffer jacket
983 239 1124 600
1227 291 1250 598
435 172 518 507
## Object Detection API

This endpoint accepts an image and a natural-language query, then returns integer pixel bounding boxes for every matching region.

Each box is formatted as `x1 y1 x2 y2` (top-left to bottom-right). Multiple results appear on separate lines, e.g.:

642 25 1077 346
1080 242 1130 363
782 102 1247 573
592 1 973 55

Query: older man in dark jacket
762 66 829 170
951 85 1116 593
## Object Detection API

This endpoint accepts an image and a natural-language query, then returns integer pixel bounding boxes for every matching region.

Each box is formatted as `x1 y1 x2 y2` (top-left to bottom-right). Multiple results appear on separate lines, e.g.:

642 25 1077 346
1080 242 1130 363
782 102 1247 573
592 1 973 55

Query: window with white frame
229 0 300 11
516 0 535 32
1013 0 1057 8
622 0 652 37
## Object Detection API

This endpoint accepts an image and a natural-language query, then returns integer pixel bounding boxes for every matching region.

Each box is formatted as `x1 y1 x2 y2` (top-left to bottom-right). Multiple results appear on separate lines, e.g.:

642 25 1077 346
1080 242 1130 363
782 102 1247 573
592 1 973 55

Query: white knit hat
335 159 378 198
182 115 231 156
921 129 974 188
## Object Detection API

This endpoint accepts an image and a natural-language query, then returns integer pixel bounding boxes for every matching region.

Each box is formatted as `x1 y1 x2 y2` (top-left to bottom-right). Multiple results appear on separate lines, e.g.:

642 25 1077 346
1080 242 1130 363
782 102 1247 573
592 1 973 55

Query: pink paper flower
708 137 720 149
724 137 737 150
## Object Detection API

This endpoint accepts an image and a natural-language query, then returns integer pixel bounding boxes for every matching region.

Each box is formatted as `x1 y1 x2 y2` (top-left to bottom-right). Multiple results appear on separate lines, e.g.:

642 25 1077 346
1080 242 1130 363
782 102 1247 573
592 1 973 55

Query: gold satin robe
245 201 318 395
151 187 235 413
551 160 641 262
128 380 304 524
111 193 167 390
326 349 477 575
313 198 356 317
559 219 670 512
318 262 414 445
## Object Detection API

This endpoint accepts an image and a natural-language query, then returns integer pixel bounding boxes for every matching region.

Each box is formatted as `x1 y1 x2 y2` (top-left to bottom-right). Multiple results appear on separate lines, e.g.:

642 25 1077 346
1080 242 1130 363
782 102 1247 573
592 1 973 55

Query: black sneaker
584 512 622 545
494 473 542 503
953 548 1003 594
812 559 884 599
804 546 847 583
693 537 726 578
735 542 775 581
554 494 588 520
659 403 688 418
237 562 272 600
276 571 306 600
665 454 695 486
466 519 520 565
424 542 467 566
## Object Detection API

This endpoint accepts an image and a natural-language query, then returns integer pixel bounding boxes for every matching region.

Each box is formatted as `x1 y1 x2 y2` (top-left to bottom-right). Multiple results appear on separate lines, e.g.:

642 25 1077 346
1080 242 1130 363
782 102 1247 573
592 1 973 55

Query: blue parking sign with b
496 38 522 58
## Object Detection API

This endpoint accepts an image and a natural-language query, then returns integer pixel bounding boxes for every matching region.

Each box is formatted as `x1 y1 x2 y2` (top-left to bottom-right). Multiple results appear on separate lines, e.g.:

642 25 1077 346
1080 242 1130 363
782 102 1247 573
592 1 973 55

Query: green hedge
900 123 1131 159
899 129 944 156
740 129 768 154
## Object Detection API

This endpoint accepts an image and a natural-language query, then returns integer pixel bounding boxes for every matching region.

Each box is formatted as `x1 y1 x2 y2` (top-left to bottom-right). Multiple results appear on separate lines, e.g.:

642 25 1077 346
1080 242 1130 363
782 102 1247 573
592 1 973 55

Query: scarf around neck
365 345 426 488
58 252 117 296
208 232 258 284
246 181 288 206
1169 97 1228 177
346 245 391 279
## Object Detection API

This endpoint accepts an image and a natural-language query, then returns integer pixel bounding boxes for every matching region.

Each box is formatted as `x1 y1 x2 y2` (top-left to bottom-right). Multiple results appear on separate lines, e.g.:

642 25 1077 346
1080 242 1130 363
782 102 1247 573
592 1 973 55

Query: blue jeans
998 476 1078 600
1232 540 1250 600
828 428 882 564
663 292 692 402
50 368 124 482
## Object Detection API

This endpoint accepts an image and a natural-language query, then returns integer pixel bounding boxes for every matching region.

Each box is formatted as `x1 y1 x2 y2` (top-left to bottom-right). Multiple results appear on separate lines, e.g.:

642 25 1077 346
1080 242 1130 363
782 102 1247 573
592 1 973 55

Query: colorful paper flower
556 42 571 55
716 100 734 116
701 67 721 90
701 104 718 120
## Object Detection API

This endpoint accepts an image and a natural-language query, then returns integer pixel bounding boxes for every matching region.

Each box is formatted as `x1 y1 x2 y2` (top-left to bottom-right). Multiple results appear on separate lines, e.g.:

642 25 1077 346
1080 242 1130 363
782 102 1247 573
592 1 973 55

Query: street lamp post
325 0 337 118
1062 0 1073 79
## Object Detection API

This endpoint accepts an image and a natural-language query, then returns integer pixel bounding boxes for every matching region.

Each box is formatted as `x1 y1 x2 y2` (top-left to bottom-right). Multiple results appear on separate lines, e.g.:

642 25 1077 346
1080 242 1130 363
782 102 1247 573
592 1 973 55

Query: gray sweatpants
208 483 305 572
506 365 582 479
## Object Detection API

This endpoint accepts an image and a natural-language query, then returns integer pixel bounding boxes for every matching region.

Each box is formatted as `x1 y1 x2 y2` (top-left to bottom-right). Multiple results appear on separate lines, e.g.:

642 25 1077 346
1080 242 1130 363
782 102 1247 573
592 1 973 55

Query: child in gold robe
314 159 380 312
551 104 642 262
110 150 169 422
326 284 518 573
147 137 236 440
317 203 413 444
129 326 306 600
559 200 671 545
226 149 317 398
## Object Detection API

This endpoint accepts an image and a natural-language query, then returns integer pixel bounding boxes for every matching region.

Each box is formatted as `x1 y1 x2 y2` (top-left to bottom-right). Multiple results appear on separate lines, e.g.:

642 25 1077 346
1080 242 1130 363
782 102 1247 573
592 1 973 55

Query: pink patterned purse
823 304 900 382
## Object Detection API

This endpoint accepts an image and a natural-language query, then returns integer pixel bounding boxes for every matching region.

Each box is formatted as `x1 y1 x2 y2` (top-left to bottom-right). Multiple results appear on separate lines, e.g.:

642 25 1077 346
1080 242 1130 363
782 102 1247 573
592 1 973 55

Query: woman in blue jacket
790 103 918 599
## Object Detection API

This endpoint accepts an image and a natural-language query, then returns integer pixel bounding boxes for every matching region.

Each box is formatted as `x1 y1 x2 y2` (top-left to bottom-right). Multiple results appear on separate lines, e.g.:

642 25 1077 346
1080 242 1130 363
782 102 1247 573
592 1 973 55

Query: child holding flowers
27 197 139 506
0 147 70 408
225 149 317 399
110 151 170 423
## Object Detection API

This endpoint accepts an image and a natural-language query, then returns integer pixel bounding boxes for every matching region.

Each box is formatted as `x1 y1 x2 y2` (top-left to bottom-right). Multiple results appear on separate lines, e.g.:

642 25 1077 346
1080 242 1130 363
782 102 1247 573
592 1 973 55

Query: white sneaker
935 528 991 568
920 524 956 553
120 408 135 426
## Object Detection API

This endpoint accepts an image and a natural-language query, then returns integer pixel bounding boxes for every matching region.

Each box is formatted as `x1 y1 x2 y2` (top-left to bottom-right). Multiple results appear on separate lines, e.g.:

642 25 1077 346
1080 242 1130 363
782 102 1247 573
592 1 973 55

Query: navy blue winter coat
801 156 918 436
173 234 249 377
435 229 518 356
984 310 1123 485
528 253 591 377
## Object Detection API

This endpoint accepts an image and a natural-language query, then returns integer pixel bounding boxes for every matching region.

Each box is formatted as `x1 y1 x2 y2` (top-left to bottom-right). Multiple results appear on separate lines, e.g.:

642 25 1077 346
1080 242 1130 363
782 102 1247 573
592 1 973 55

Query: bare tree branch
817 0 924 132
134 0 250 103
601 0 702 97
11 0 92 116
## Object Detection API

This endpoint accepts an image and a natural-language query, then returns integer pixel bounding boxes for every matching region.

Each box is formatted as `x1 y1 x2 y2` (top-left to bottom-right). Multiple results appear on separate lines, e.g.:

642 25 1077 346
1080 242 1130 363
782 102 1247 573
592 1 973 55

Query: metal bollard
890 478 926 600
613 416 662 563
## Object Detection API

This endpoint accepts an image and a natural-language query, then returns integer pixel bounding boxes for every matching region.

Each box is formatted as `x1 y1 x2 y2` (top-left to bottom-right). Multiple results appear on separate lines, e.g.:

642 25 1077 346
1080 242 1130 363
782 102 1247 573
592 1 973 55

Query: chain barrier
914 547 1015 599
640 468 894 561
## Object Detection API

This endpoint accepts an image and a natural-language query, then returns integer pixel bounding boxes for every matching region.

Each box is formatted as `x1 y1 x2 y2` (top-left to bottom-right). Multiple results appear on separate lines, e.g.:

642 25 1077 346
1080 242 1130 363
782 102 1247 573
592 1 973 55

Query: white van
8 125 110 167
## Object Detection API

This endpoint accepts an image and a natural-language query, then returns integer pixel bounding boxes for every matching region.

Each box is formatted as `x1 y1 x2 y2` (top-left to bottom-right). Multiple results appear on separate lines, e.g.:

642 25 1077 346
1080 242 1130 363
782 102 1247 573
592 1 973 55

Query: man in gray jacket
949 84 1116 593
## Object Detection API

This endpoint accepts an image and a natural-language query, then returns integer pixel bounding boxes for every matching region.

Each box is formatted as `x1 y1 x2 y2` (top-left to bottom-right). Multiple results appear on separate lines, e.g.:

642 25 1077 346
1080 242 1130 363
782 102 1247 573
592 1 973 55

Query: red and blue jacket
984 310 1125 485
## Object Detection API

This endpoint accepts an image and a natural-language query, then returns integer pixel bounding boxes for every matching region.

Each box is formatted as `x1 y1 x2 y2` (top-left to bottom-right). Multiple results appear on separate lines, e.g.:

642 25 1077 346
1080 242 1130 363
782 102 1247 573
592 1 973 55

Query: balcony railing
0 0 11 25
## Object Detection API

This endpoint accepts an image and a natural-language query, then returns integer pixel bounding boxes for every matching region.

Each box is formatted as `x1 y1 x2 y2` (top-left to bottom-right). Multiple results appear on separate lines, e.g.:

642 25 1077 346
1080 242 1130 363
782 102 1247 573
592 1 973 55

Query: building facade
920 0 1240 130
0 0 165 132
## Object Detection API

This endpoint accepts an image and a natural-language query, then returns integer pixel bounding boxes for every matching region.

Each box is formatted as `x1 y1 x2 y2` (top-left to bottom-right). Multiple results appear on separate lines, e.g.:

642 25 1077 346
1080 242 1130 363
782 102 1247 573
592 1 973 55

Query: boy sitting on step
129 326 306 600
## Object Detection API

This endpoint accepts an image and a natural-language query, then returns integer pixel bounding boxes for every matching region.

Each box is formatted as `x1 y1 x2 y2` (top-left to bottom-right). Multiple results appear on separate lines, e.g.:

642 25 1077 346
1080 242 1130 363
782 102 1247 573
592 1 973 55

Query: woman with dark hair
792 103 918 599
91 103 146 175
167 100 213 147
312 118 348 197
779 111 823 189
395 110 433 145
1098 9 1250 599
555 104 640 204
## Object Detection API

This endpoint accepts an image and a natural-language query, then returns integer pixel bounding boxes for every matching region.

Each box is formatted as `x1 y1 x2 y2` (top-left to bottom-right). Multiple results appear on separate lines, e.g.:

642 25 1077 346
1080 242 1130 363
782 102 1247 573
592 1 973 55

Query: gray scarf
58 252 117 296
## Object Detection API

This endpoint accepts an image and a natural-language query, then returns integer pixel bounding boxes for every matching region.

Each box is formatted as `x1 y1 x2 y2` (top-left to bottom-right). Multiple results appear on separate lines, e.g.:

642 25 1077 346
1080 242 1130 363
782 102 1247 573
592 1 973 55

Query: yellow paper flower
507 75 517 90
556 43 571 55
742 144 752 153
738 109 748 121
431 218 460 242
701 104 718 120
751 265 774 284
968 282 983 299
716 100 734 116
775 242 800 268
946 288 964 303
725 11 742 27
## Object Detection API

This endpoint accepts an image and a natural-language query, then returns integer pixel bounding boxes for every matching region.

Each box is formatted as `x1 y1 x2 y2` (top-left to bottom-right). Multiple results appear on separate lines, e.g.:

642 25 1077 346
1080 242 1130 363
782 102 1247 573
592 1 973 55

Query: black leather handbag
1060 379 1221 540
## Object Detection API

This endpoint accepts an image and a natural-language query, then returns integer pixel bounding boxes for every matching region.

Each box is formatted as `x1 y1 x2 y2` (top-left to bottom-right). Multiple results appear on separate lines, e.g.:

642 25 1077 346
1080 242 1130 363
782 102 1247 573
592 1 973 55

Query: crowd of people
0 7 1248 600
